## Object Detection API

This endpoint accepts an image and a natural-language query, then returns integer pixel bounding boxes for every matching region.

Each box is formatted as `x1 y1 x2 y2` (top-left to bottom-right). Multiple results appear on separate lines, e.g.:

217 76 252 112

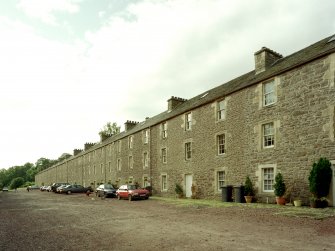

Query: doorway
185 174 193 198
331 161 335 207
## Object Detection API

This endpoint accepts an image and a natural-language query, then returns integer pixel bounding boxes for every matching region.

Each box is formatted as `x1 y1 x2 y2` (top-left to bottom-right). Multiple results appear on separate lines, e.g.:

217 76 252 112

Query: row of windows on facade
76 80 276 163
160 167 275 193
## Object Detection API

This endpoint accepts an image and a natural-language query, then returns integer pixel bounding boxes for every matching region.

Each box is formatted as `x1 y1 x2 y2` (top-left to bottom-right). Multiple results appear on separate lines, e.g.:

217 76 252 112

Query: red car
116 184 150 201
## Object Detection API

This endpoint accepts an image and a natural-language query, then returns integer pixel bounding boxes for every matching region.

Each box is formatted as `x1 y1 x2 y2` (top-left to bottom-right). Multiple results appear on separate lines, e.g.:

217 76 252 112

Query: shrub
10 177 25 190
308 158 332 199
244 176 254 196
175 183 183 196
274 173 286 197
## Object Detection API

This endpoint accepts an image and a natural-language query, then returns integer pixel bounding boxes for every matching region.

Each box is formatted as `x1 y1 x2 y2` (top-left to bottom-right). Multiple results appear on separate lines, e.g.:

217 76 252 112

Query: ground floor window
263 167 274 192
161 174 167 191
217 171 225 191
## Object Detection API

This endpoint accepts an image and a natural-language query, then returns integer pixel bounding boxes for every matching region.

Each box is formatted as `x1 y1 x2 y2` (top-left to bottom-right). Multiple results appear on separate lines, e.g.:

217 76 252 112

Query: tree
309 158 332 199
99 122 120 136
274 173 286 197
10 177 25 189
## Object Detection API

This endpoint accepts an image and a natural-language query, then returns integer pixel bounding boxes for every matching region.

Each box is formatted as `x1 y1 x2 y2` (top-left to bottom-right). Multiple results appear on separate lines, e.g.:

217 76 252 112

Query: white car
2 187 9 192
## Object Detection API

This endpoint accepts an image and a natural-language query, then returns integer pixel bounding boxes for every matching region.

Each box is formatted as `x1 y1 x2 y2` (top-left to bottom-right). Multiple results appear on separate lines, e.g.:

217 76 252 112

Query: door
331 161 335 207
185 174 193 198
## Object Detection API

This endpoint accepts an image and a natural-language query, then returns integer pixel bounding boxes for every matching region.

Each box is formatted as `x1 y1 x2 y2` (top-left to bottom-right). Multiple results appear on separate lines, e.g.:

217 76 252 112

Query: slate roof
54 34 335 162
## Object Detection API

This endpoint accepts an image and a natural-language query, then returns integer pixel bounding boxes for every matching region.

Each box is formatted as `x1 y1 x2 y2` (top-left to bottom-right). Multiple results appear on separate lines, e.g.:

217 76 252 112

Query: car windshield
128 185 140 190
105 184 115 189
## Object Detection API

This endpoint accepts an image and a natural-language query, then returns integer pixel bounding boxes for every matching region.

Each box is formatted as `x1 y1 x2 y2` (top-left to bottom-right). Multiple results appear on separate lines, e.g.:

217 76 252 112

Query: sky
1 0 334 169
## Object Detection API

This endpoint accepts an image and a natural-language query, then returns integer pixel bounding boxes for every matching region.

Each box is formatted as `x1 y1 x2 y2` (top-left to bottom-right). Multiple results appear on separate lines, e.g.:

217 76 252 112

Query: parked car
40 186 48 191
116 184 150 201
46 186 52 192
29 185 40 190
59 184 93 194
51 183 70 192
2 187 9 192
96 184 117 198
56 184 69 193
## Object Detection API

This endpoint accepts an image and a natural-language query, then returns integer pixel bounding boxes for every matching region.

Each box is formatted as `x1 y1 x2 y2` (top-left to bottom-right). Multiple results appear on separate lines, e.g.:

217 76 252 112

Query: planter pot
293 200 302 207
275 196 286 205
244 196 253 203
310 199 328 208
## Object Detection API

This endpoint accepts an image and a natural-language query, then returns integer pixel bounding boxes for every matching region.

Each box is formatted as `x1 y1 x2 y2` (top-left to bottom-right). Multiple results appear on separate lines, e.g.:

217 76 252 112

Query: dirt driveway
1 190 335 251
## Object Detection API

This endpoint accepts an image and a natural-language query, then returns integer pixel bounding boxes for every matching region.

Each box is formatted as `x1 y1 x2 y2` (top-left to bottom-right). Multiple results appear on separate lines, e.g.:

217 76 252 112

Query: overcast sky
1 0 334 169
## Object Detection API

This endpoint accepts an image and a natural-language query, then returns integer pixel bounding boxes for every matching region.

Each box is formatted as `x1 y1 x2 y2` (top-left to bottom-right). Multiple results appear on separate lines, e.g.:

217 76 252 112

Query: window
185 142 192 160
185 113 192 130
263 122 274 148
128 136 133 149
129 156 133 169
263 80 275 106
217 134 225 155
117 159 121 171
100 163 103 174
93 165 96 175
143 176 150 188
217 100 225 121
108 162 111 173
217 171 225 191
162 122 167 139
161 175 167 191
263 168 274 192
161 148 167 163
117 140 121 153
144 130 149 144
143 152 148 168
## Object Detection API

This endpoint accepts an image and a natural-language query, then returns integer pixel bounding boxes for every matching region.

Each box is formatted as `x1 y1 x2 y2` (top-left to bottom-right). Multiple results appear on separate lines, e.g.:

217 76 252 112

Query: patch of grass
151 196 335 219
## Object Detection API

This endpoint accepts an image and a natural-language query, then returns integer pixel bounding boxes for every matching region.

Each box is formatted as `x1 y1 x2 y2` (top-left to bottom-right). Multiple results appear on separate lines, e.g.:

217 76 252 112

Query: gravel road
1 189 335 251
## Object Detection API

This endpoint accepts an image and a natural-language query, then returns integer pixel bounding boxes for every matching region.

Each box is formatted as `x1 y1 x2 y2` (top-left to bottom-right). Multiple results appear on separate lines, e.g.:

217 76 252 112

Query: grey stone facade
36 35 335 205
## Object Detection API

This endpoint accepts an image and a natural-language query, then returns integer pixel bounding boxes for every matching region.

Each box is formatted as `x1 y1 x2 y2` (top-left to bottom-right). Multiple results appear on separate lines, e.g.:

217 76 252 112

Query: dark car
59 184 93 194
96 184 117 198
116 184 150 201
51 183 70 192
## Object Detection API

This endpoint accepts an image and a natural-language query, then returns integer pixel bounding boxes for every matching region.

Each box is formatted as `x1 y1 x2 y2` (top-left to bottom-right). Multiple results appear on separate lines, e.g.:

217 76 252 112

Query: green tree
99 122 120 136
274 173 286 197
309 158 332 199
10 177 25 189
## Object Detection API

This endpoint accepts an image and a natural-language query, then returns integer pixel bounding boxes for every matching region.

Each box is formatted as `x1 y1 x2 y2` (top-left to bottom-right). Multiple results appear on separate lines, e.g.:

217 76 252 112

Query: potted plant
244 176 254 203
274 173 286 205
308 158 332 208
175 183 183 198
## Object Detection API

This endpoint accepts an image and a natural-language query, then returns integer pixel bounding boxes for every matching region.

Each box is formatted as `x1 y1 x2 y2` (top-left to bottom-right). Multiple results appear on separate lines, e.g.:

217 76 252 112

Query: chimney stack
73 149 83 156
254 47 282 74
84 142 95 151
124 120 138 132
168 96 187 111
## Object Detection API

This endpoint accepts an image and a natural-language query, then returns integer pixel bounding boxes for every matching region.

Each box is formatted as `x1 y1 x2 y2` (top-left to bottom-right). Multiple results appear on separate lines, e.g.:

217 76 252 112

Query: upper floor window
217 134 225 155
117 140 121 153
217 100 225 121
161 148 167 163
100 163 104 174
263 167 274 192
117 159 121 171
162 122 167 139
143 152 148 168
185 113 192 130
217 171 225 191
263 80 275 106
263 122 274 148
185 142 192 160
128 156 133 169
143 130 149 144
108 162 111 173
128 136 133 149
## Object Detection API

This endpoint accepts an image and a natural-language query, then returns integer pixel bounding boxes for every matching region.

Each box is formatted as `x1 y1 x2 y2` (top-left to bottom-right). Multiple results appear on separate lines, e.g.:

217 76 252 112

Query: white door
185 174 192 198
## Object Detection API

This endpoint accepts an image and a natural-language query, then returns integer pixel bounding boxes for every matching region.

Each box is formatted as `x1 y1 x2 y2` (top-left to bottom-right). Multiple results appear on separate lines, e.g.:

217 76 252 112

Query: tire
128 195 132 201
145 196 149 200
117 195 121 200
67 190 71 195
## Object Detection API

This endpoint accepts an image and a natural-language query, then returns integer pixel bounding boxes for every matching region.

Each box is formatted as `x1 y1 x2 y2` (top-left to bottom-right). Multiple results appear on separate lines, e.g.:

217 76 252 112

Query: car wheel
117 195 121 200
67 191 71 195
145 196 149 200
128 195 132 201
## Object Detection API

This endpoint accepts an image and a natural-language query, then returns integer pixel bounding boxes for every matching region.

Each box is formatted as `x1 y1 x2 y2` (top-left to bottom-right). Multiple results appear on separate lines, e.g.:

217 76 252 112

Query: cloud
17 0 80 25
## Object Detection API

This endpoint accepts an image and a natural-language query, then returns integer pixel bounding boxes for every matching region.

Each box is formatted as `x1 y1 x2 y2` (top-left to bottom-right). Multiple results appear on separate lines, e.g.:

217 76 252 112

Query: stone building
36 34 335 205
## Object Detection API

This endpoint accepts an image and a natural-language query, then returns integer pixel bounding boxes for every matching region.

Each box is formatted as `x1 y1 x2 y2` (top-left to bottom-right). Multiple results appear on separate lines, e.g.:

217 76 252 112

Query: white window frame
217 171 225 191
217 134 225 155
185 113 192 130
161 148 167 163
143 130 149 144
143 152 148 168
117 140 121 153
217 100 225 121
129 155 133 169
263 80 276 106
185 142 192 160
117 159 121 171
128 136 133 149
161 174 167 191
263 167 274 192
263 122 275 148
162 122 167 139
